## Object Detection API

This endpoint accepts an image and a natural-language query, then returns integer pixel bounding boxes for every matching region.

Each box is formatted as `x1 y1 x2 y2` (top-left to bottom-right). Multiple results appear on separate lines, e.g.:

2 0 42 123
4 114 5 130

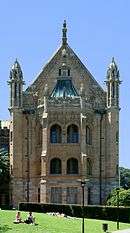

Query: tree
0 148 10 206
120 167 130 189
0 148 10 181
107 188 130 206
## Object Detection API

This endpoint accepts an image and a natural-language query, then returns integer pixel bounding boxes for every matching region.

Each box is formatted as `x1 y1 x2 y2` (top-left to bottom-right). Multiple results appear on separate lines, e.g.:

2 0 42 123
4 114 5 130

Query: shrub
19 202 130 223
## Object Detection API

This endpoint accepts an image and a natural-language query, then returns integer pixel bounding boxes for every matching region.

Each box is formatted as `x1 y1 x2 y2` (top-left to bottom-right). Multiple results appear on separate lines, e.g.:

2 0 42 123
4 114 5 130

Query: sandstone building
8 21 121 207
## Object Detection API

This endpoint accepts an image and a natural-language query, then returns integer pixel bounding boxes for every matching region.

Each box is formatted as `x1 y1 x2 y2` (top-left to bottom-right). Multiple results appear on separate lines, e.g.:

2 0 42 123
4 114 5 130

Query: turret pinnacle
10 59 23 81
62 20 67 45
8 59 25 109
107 57 120 81
106 57 121 108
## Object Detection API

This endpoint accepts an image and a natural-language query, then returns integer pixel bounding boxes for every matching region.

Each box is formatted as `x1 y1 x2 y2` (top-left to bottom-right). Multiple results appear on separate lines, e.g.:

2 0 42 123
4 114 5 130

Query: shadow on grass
0 225 12 232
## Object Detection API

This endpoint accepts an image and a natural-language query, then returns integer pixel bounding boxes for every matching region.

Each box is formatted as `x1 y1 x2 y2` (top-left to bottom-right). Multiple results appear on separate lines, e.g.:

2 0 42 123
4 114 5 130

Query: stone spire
62 20 67 45
8 59 25 109
106 57 121 107
9 59 23 81
107 57 120 81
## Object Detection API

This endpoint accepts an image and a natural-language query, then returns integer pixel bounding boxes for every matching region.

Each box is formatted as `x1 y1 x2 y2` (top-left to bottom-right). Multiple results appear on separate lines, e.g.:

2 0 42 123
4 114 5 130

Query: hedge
19 202 130 223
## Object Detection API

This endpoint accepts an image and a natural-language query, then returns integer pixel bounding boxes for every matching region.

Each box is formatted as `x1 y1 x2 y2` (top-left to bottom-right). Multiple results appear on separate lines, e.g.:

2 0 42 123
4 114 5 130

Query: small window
14 82 17 99
68 69 70 76
63 70 66 76
112 82 115 98
38 188 40 203
10 165 13 175
88 188 91 205
86 126 92 145
59 69 61 76
116 164 119 175
116 131 119 143
87 158 92 176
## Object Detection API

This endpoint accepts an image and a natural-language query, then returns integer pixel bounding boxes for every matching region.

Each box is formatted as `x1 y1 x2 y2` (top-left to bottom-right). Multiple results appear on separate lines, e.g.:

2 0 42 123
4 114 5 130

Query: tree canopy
120 167 130 189
107 188 130 206
0 148 10 187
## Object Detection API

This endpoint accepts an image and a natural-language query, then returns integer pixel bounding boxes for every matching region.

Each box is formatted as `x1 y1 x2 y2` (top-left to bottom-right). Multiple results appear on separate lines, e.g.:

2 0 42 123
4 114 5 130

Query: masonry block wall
8 22 121 207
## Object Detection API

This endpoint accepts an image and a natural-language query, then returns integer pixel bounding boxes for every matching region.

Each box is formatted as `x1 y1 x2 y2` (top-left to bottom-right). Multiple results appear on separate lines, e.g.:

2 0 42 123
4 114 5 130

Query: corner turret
8 59 25 109
106 57 121 108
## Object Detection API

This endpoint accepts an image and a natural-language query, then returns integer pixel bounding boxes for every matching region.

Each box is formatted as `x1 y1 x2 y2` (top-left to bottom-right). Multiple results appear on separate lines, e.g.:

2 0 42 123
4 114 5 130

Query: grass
0 210 130 233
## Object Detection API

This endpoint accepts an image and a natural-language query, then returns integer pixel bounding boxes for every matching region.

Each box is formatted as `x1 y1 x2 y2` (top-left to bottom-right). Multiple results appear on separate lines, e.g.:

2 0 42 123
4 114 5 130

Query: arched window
67 158 78 174
50 158 61 174
67 124 79 143
86 126 92 145
50 124 62 143
112 82 115 98
87 158 92 176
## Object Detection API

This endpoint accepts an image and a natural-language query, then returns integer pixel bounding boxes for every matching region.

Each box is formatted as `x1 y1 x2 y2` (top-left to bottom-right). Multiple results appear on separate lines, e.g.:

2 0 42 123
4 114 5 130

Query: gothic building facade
9 21 121 207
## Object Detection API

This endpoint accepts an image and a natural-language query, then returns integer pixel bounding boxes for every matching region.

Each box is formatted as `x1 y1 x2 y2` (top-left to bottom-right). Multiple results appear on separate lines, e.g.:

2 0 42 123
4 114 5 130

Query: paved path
112 229 130 233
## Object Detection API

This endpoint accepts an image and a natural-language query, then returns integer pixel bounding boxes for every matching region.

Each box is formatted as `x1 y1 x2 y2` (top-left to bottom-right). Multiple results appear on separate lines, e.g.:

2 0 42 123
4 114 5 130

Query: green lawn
0 210 130 233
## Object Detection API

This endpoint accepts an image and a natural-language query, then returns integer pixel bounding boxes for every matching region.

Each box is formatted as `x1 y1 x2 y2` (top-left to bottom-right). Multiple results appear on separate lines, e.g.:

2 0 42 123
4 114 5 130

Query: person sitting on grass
24 212 35 224
14 211 23 224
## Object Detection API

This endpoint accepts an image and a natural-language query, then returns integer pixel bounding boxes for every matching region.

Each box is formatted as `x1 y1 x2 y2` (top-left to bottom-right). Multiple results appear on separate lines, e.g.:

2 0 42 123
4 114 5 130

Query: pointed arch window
86 126 92 145
50 158 61 174
108 84 110 106
87 158 92 176
67 158 78 174
67 124 79 143
112 82 115 98
50 124 62 143
14 82 17 99
19 83 21 106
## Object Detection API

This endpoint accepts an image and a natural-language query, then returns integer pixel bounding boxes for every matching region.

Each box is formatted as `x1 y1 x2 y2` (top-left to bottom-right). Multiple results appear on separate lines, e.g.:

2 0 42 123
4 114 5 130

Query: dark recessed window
67 124 79 143
87 158 92 176
86 126 92 145
59 69 61 76
67 158 78 174
50 158 61 174
50 124 62 143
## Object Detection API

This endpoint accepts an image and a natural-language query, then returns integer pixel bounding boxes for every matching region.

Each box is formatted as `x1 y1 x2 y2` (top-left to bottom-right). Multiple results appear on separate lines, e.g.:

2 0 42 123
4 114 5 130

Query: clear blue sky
0 0 129 168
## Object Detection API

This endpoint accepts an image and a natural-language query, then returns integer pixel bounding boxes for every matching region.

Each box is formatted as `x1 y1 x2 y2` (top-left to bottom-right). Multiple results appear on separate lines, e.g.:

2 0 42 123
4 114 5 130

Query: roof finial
112 57 115 63
62 20 67 45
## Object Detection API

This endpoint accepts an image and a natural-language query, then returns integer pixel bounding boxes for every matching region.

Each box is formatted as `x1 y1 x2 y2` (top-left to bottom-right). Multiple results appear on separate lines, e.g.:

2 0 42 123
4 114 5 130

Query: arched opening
87 158 92 176
112 82 115 98
67 158 78 174
50 124 62 143
50 158 61 174
67 124 79 143
86 126 92 145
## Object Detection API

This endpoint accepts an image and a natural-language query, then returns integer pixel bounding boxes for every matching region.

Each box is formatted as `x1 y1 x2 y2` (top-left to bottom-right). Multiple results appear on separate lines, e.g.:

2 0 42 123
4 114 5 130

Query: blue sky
0 0 129 167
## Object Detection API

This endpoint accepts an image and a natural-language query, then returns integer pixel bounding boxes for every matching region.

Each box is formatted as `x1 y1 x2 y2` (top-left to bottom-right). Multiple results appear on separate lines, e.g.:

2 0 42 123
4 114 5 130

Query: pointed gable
25 21 105 108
